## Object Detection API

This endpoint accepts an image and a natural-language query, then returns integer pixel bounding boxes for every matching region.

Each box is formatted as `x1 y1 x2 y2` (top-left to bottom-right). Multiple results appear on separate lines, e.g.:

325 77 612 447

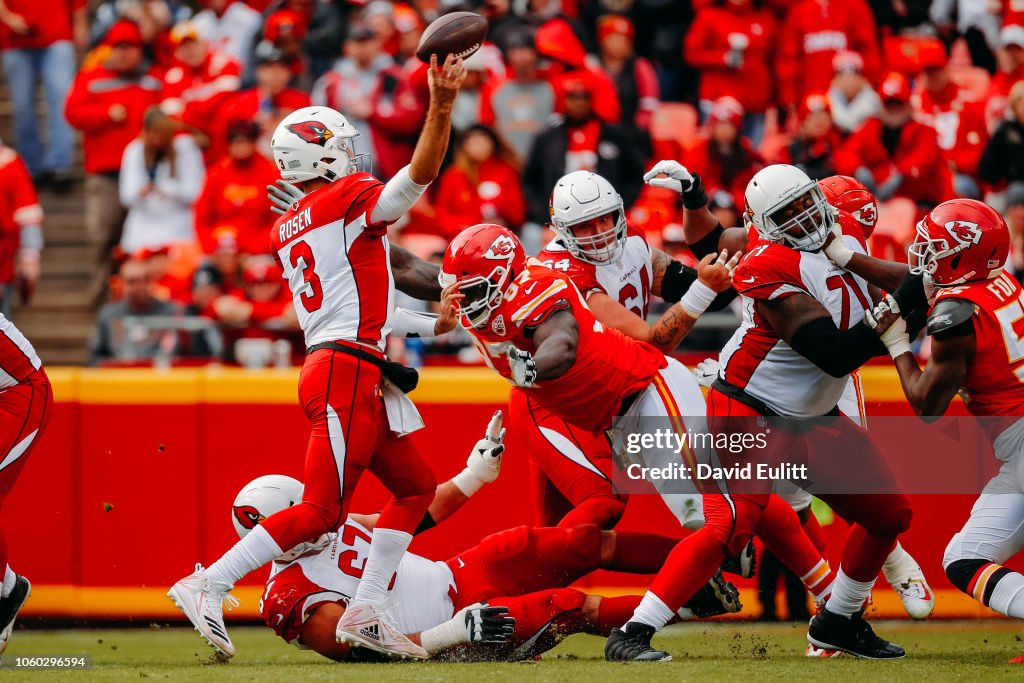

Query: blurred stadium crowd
0 0 1023 366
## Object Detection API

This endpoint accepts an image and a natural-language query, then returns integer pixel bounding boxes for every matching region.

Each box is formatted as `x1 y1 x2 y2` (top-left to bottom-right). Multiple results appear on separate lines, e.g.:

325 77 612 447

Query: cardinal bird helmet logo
287 121 335 147
233 504 265 530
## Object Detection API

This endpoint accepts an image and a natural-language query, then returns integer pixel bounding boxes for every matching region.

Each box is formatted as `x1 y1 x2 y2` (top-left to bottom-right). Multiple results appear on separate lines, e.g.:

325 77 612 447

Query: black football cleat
721 539 757 579
684 570 742 618
807 607 905 659
0 575 31 654
605 622 672 661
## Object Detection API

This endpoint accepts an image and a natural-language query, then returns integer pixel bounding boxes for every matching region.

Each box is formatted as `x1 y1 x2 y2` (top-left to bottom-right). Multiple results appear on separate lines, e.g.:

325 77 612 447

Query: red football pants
647 387 912 612
260 349 435 550
509 389 626 529
0 371 53 571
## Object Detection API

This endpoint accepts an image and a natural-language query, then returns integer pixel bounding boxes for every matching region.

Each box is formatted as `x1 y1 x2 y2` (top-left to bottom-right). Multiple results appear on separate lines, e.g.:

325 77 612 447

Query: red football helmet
909 199 1009 286
439 224 526 329
819 175 878 237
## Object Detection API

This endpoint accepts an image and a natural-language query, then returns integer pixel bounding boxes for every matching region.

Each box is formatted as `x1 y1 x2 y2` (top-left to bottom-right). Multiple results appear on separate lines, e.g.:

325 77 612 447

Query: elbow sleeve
790 317 887 378
661 261 737 310
371 165 429 224
688 223 724 260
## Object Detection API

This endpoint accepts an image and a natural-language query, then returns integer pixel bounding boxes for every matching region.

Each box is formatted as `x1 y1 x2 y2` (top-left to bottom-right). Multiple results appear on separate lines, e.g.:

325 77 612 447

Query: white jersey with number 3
269 173 396 350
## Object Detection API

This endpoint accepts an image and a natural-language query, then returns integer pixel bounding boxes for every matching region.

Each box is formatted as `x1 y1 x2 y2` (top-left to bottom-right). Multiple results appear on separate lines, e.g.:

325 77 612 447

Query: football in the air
415 11 489 64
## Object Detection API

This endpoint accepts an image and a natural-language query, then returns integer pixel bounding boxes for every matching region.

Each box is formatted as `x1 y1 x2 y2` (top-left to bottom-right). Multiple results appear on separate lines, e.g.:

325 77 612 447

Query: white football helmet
231 474 329 561
744 164 834 251
271 106 370 183
549 171 627 265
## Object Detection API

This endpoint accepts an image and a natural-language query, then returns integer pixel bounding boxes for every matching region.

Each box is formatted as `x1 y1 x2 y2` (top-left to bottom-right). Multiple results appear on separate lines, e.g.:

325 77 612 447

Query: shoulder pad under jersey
927 298 975 337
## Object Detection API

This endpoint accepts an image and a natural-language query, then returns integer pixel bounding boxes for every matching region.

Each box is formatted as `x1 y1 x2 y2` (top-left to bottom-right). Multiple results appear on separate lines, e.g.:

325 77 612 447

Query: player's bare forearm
390 243 442 301
682 205 720 245
650 248 672 296
893 334 972 418
843 252 910 293
649 305 699 352
409 54 465 185
531 310 579 380
428 480 469 523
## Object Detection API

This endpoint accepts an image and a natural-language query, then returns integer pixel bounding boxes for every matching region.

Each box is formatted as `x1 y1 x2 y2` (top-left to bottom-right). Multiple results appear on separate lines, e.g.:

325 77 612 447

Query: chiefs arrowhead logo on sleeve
233 505 265 530
485 234 517 260
944 220 982 247
286 121 334 147
851 202 877 228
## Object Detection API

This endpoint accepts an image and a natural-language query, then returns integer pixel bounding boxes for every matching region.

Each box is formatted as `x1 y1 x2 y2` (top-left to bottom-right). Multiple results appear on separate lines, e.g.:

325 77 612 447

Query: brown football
415 11 489 64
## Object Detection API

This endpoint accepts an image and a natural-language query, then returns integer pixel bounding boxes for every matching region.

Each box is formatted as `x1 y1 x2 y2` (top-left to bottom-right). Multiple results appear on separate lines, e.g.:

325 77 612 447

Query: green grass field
2 621 1022 681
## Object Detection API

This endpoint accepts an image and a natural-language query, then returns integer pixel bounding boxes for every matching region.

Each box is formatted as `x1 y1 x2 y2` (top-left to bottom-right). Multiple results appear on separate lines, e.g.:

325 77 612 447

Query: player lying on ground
239 419 740 662
834 199 1024 662
652 159 934 625
0 314 53 654
169 54 468 661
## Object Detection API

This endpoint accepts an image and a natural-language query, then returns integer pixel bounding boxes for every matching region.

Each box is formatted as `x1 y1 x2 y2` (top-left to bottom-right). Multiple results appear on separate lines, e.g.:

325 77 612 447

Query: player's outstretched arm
758 292 888 378
390 242 443 301
822 227 911 294
644 160 745 257
410 53 466 186
590 250 740 353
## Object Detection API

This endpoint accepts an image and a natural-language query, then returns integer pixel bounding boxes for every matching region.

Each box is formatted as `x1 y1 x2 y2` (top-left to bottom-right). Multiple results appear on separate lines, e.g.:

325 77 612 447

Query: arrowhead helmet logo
943 220 982 247
852 202 877 227
286 121 335 147
484 234 517 260
491 314 506 335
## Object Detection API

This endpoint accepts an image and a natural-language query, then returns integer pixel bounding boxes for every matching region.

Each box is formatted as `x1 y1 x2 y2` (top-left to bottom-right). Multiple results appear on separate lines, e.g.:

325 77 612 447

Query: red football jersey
467 260 667 432
932 271 1024 426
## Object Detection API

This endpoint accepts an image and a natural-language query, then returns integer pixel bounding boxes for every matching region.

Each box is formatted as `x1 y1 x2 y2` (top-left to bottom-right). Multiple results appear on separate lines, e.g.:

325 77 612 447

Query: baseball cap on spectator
254 40 290 66
226 119 260 142
504 27 535 51
832 50 864 74
170 21 200 46
709 96 744 126
211 226 240 254
347 22 377 41
265 9 307 42
243 257 284 285
597 15 634 43
800 93 831 119
709 190 736 210
1002 25 1024 49
879 72 911 103
365 1 394 18
193 262 224 290
104 20 144 48
918 41 948 71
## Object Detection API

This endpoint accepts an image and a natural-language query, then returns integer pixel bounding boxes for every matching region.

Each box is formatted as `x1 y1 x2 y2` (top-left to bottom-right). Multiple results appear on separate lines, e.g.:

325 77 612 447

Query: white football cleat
336 601 428 660
882 545 934 620
167 564 239 658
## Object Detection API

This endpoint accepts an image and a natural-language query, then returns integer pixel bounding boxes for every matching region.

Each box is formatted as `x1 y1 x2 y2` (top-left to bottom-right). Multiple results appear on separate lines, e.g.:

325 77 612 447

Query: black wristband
660 260 694 303
682 172 709 210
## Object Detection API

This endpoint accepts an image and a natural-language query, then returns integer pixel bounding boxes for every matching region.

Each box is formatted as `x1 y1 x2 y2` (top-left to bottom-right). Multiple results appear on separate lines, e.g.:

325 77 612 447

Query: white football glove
452 411 506 496
864 295 912 359
268 179 306 216
643 160 695 195
822 224 854 268
507 346 538 388
693 357 720 388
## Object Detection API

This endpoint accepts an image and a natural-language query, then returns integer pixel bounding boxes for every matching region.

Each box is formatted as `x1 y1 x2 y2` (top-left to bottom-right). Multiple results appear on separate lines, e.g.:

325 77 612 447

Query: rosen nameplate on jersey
279 207 313 243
